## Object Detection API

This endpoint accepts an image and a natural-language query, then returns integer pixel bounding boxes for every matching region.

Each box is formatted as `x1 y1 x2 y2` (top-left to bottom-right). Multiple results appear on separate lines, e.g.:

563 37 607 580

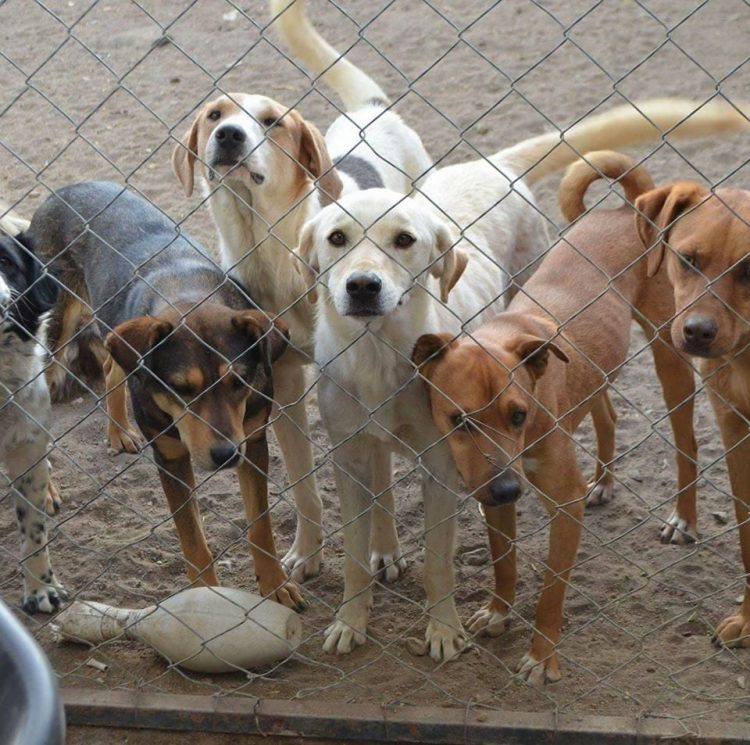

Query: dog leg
238 439 304 611
369 446 406 583
468 503 516 637
323 437 374 655
104 355 144 455
271 362 324 582
414 450 466 663
7 443 67 613
517 434 585 685
45 473 62 516
153 441 219 586
650 338 699 545
709 394 750 647
586 391 617 507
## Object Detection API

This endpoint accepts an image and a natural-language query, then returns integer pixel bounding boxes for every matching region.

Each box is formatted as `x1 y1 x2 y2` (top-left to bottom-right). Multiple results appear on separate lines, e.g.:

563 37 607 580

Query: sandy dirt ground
3 0 750 738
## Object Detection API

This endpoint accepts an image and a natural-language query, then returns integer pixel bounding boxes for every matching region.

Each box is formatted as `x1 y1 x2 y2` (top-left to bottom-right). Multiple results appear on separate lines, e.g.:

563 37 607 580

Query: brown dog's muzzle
680 313 719 357
481 470 524 507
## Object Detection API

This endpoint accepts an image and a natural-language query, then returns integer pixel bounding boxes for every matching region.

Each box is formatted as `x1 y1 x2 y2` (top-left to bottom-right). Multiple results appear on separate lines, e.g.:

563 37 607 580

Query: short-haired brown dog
636 174 750 648
412 151 698 683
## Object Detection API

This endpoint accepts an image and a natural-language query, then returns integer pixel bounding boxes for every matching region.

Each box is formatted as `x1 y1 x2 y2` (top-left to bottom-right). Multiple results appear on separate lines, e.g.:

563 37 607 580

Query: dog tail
559 151 655 223
497 98 749 186
269 0 389 110
0 201 30 236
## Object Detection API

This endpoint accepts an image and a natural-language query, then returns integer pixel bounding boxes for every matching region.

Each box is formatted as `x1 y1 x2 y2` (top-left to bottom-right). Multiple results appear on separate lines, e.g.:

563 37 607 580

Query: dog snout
346 272 382 300
486 471 522 506
210 444 240 470
215 124 247 147
682 314 718 354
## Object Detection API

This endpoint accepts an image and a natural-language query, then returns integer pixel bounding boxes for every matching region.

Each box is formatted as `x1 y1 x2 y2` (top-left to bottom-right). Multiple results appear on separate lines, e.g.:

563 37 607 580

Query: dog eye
169 382 194 398
328 230 346 247
208 110 222 121
394 232 415 249
678 252 697 270
0 255 11 268
262 117 279 128
510 409 527 427
230 374 247 391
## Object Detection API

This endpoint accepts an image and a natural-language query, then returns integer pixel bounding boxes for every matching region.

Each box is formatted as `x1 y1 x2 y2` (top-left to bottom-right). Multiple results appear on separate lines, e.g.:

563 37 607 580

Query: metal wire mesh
2 0 750 738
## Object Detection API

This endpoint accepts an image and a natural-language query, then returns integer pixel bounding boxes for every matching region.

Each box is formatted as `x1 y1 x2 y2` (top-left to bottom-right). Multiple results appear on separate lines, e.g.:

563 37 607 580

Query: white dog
296 99 750 663
172 0 431 582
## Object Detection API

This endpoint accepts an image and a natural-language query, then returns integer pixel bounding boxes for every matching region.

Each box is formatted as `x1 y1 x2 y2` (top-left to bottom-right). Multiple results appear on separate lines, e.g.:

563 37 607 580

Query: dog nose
210 444 240 470
346 272 382 299
487 472 522 506
683 315 718 346
215 125 246 145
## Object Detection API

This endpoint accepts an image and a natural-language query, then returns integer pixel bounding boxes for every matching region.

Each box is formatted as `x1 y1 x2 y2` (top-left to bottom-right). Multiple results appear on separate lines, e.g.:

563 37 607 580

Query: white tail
0 200 29 236
497 98 750 185
270 0 388 111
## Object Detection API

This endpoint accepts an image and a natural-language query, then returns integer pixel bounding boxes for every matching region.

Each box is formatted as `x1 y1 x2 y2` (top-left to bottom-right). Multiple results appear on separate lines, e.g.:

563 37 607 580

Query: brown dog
412 151 698 683
636 175 750 647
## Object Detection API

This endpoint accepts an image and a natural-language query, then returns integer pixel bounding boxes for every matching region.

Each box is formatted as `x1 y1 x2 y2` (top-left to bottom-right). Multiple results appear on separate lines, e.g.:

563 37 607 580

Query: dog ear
292 111 343 206
514 334 569 381
172 114 201 198
635 182 706 278
105 317 174 374
231 311 290 367
429 222 467 303
294 219 319 303
412 332 456 381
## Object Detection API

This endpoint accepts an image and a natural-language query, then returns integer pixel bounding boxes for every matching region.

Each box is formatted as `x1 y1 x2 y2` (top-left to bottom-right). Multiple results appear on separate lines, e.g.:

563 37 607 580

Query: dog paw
258 570 306 613
282 533 323 583
22 583 68 615
408 619 469 662
467 602 510 637
713 612 750 648
370 550 406 584
107 425 143 455
516 651 561 685
659 510 698 545
586 478 614 507
45 480 62 516
323 616 367 655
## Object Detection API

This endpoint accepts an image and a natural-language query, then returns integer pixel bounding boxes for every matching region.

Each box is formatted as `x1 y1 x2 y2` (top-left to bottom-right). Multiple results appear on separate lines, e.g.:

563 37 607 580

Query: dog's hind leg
271 362 324 583
153 440 219 586
369 446 406 583
103 355 143 455
7 442 67 613
238 437 304 611
650 334 699 545
586 390 617 507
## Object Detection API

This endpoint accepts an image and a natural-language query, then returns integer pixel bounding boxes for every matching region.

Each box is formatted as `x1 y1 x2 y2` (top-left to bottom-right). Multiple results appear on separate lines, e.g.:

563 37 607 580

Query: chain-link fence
3 0 750 741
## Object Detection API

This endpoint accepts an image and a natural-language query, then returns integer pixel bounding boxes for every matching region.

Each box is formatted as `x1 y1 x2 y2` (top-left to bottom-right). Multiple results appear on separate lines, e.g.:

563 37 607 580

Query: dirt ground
3 0 750 738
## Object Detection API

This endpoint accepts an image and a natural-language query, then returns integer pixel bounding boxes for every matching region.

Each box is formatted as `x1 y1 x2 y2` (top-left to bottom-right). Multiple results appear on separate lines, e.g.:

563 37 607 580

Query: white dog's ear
429 222 468 303
172 114 201 198
294 220 319 303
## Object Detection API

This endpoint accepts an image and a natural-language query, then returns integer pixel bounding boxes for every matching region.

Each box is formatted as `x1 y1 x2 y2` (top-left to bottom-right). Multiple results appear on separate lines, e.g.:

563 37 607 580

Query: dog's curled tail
559 151 655 223
0 201 30 236
269 0 388 111
498 98 749 186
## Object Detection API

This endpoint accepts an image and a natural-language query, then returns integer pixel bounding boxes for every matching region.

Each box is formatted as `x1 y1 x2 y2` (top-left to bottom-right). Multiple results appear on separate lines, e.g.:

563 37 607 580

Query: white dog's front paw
659 510 698 545
323 614 368 655
516 650 562 685
22 581 68 614
467 601 510 637
370 549 407 583
283 528 324 583
408 619 468 662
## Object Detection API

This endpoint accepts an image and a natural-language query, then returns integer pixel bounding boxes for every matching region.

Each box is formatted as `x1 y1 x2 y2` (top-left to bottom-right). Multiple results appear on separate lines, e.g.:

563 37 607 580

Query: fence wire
2 0 750 736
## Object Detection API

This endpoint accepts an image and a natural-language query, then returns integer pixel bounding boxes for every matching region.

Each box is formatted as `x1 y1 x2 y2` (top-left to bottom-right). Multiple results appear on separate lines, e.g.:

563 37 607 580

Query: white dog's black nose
346 272 382 300
215 125 246 145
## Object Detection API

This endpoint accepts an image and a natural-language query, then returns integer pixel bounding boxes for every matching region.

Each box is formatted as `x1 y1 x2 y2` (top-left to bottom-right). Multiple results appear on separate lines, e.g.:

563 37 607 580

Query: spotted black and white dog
0 230 66 613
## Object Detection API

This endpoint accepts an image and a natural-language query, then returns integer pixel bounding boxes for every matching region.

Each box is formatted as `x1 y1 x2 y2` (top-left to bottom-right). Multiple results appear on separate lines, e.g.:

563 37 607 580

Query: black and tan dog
28 181 302 609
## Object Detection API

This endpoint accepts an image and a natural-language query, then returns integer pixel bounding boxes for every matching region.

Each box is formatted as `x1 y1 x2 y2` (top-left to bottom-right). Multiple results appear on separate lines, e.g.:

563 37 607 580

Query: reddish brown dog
637 174 750 647
412 151 698 683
